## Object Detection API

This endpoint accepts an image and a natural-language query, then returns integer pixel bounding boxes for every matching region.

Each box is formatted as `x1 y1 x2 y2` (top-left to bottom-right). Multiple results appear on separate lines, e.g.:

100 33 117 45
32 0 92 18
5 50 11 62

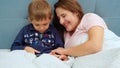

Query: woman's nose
59 18 64 25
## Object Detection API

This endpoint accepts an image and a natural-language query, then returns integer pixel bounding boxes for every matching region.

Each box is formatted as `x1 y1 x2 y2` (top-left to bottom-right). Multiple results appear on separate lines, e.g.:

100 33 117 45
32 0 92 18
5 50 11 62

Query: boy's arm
52 25 64 48
10 27 26 51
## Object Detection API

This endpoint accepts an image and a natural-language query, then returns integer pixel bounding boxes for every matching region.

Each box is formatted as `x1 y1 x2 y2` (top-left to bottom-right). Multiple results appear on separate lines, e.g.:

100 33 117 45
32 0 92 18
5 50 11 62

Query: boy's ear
28 17 31 22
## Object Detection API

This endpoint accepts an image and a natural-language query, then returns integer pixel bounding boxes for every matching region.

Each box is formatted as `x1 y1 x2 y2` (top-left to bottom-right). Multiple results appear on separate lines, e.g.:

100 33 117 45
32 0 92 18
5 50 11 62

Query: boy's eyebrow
34 23 40 26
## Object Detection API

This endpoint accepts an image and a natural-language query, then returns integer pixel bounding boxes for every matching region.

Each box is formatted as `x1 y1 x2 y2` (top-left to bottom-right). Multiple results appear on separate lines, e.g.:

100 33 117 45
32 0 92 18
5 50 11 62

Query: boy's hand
24 46 40 54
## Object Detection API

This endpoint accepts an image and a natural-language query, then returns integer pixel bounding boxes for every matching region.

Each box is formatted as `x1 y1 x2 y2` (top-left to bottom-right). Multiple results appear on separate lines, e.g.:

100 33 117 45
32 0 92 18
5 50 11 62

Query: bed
0 0 120 68
0 49 71 68
1 30 120 68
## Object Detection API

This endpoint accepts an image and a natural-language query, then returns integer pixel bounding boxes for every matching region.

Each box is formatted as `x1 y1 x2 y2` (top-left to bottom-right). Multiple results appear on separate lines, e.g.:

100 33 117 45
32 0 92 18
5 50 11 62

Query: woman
52 0 120 68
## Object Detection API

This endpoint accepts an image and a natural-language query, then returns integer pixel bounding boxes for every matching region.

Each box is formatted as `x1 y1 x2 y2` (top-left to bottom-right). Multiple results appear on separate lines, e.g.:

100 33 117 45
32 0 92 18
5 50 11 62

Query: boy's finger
34 50 40 53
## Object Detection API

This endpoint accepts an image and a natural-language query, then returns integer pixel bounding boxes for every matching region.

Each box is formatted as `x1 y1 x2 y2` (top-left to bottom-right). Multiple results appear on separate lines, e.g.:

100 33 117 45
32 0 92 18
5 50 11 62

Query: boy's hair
28 0 52 21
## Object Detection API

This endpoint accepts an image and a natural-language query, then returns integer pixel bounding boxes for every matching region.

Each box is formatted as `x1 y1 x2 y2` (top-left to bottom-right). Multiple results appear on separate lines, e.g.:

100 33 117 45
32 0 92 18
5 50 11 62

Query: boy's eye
35 24 39 26
43 24 48 26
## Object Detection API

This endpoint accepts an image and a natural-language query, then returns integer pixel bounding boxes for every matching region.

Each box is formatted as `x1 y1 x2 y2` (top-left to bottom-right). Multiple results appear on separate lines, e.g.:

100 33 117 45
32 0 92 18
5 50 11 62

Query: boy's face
31 18 51 33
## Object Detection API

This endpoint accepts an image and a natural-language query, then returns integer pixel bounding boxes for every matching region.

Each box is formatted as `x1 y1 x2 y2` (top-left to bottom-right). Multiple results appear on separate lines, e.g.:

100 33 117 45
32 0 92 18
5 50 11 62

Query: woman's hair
28 0 52 21
54 0 84 19
53 0 84 39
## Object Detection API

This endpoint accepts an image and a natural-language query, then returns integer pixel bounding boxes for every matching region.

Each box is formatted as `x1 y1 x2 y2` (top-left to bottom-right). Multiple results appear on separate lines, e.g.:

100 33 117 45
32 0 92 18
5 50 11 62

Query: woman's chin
66 28 72 32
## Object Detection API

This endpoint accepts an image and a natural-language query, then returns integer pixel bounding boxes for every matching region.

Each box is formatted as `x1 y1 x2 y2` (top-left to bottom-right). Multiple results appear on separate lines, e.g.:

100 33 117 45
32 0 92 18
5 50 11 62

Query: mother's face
56 7 80 32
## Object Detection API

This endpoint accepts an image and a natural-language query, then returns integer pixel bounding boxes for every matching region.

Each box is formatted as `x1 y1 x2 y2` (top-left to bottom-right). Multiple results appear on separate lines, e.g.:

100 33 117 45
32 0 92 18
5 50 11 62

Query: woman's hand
24 46 40 54
50 47 66 55
58 54 68 61
50 49 68 61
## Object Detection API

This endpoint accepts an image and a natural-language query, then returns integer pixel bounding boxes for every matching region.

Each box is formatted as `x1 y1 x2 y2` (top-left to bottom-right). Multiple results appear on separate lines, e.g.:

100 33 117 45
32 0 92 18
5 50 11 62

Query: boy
10 0 67 60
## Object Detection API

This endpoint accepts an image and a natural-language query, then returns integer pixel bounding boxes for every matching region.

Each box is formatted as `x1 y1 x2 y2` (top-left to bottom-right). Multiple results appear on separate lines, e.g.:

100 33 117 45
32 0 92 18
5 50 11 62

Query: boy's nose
39 27 44 30
39 27 45 33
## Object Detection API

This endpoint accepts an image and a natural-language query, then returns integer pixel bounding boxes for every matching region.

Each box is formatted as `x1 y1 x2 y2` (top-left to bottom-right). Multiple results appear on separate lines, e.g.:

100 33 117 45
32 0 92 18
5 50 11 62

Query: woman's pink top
64 13 107 48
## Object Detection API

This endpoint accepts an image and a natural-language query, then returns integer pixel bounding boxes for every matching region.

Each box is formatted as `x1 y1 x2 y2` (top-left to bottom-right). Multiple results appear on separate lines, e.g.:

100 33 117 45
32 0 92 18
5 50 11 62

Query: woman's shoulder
82 13 104 23
81 13 107 30
83 13 101 19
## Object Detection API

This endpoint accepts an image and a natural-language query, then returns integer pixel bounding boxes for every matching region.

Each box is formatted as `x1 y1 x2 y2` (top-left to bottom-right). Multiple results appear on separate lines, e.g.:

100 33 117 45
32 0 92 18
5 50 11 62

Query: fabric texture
64 29 120 68
64 13 107 48
0 50 73 68
11 24 64 55
63 13 120 68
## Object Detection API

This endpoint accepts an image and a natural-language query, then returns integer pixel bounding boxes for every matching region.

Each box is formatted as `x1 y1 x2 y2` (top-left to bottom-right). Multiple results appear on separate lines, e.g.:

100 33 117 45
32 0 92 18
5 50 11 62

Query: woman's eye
62 15 65 18
61 14 66 18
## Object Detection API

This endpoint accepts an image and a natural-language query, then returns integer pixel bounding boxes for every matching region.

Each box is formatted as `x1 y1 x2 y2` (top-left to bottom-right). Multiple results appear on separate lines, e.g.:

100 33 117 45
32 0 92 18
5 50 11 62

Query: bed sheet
0 49 10 52
0 50 70 68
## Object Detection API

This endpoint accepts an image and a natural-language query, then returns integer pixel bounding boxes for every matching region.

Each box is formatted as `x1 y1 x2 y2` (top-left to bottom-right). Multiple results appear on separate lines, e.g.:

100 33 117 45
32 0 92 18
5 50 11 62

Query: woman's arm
52 26 104 57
